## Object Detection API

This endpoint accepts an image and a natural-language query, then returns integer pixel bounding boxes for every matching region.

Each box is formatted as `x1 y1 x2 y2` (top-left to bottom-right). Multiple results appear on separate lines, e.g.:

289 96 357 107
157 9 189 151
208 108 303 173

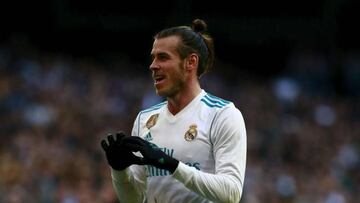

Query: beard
155 62 187 98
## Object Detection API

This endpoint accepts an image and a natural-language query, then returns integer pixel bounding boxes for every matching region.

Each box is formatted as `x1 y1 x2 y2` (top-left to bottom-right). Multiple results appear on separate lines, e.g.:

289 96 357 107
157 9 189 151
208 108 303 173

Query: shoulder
203 94 246 144
199 91 243 124
200 92 244 125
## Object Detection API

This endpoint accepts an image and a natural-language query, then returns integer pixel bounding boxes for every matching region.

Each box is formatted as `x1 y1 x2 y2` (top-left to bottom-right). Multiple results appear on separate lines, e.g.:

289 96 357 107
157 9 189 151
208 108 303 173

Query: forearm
111 169 144 203
172 162 243 203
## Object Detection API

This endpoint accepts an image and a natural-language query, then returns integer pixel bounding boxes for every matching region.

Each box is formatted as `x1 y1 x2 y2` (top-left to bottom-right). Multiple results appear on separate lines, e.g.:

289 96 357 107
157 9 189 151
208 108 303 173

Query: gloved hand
101 132 143 171
123 136 179 173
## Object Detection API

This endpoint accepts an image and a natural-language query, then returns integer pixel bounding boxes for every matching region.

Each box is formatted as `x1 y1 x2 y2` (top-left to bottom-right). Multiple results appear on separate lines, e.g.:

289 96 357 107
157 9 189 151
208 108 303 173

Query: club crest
185 124 198 141
146 114 159 129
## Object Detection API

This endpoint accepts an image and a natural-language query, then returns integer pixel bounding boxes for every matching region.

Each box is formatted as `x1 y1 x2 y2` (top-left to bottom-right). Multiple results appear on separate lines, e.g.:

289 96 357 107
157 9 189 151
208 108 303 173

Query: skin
150 35 201 115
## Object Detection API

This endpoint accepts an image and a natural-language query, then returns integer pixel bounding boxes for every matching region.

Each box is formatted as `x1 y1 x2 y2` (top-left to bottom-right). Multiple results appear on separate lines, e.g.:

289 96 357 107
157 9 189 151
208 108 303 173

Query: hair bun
192 19 207 33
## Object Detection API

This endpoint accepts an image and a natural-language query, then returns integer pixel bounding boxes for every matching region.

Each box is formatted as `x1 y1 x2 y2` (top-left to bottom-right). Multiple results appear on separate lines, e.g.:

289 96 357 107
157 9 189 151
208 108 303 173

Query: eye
157 53 169 61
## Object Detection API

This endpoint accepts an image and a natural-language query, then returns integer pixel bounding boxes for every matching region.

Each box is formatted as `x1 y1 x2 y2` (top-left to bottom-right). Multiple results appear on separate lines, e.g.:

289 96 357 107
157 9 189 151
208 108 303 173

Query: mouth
154 75 165 84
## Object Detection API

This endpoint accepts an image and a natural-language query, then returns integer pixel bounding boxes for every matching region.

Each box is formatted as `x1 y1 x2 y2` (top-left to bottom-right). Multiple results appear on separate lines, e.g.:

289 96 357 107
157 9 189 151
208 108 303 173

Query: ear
186 53 199 71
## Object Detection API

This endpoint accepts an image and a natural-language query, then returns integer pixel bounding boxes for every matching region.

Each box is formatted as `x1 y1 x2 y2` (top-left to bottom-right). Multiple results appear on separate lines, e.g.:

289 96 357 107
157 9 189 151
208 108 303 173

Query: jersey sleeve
172 104 247 203
111 113 147 203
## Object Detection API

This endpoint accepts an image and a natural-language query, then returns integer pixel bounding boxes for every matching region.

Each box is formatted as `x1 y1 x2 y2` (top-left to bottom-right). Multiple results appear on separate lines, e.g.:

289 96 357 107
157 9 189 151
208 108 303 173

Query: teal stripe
141 101 167 113
204 95 226 106
152 101 167 108
200 98 224 108
141 105 163 113
160 169 164 176
146 101 167 110
207 94 230 104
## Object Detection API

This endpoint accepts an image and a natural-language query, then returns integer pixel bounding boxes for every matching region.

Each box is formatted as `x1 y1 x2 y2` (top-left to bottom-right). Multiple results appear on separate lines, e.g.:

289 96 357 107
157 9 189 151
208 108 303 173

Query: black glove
101 132 142 171
123 136 179 173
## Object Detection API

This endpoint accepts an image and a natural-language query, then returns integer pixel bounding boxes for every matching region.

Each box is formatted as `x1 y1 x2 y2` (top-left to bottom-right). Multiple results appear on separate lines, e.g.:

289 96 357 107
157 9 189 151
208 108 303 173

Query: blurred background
0 0 359 202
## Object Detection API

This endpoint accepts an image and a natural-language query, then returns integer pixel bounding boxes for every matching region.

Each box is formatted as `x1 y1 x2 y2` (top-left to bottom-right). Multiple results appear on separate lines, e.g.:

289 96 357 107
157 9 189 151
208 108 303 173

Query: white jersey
111 90 247 203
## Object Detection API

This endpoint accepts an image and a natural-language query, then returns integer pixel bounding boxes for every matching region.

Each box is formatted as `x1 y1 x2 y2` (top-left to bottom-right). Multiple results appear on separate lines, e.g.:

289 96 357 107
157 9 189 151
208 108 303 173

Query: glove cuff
166 158 179 174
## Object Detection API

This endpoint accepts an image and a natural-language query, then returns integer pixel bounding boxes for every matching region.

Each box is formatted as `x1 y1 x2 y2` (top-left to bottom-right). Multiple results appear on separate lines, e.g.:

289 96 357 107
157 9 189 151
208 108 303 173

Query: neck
167 82 201 115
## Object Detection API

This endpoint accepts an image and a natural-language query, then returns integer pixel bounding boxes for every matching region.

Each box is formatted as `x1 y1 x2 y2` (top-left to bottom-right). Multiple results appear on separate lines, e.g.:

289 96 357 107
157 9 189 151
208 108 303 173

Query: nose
149 60 159 71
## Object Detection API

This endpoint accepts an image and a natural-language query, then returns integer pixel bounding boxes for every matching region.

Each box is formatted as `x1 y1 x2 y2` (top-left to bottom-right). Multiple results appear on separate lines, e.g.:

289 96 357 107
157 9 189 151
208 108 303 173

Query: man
101 19 247 203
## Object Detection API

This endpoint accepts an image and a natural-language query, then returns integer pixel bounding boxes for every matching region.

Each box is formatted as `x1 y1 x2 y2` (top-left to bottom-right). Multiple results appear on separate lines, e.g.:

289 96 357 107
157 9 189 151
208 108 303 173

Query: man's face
150 36 187 97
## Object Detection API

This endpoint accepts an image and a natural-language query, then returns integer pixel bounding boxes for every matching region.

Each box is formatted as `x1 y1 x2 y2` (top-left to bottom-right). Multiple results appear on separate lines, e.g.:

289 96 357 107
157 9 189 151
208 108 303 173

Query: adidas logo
144 132 153 141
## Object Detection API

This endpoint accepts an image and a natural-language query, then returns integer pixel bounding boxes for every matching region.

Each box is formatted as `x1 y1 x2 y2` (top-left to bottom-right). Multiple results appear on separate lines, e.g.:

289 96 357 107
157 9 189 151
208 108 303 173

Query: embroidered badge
185 124 198 141
146 114 159 129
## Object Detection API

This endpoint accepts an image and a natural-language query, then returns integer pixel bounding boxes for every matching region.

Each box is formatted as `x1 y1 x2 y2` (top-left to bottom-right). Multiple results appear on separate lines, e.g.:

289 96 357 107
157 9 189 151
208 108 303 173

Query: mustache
152 72 164 79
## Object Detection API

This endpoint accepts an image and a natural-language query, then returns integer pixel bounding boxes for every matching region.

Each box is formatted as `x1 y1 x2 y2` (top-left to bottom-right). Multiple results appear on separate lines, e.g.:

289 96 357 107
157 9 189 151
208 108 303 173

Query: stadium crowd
0 41 359 203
